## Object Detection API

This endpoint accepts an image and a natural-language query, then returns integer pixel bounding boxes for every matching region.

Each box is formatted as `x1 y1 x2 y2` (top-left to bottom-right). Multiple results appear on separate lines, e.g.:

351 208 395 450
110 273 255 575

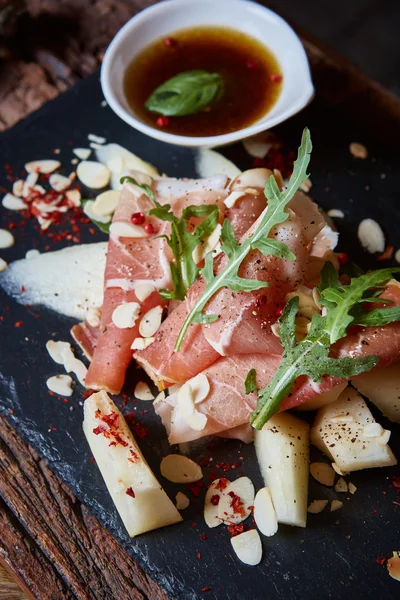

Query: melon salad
1 129 400 572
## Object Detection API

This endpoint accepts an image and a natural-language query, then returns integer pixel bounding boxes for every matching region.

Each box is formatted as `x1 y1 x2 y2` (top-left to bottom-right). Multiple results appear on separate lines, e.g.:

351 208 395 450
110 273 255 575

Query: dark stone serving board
0 71 399 600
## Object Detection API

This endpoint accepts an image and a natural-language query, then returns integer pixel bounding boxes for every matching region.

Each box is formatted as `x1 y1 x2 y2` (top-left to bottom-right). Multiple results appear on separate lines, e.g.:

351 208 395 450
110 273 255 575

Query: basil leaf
145 70 224 117
244 369 258 394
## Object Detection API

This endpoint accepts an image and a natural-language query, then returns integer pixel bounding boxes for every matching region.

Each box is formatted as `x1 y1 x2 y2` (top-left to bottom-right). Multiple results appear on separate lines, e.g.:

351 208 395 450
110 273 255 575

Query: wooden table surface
1 2 400 599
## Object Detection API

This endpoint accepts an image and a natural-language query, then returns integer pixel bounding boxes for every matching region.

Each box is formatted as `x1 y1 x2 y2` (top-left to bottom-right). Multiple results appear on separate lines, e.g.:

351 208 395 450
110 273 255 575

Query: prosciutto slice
85 173 228 394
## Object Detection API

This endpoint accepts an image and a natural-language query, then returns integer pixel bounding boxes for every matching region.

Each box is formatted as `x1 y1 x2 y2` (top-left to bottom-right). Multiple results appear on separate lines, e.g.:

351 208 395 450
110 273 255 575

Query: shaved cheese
175 492 190 510
231 530 262 566
130 337 155 350
242 133 273 159
160 454 203 483
139 305 163 337
134 283 156 302
25 160 61 174
46 374 73 396
2 193 27 210
88 133 106 144
134 381 154 401
0 229 15 249
49 173 71 191
358 219 385 253
112 302 141 329
307 500 328 514
77 161 111 189
253 487 278 537
92 190 120 216
310 463 335 486
73 148 92 160
218 477 254 525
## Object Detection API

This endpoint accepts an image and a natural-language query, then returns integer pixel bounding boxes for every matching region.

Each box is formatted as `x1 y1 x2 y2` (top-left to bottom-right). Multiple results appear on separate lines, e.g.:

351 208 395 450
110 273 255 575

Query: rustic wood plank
0 416 168 600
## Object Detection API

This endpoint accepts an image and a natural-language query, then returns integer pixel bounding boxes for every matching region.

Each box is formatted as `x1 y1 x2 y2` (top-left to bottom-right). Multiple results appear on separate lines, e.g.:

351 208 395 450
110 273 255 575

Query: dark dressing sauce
124 26 282 137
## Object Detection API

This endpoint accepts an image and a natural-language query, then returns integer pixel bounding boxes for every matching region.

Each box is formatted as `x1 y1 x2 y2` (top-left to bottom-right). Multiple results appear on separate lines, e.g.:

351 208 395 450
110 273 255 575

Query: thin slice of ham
85 173 228 394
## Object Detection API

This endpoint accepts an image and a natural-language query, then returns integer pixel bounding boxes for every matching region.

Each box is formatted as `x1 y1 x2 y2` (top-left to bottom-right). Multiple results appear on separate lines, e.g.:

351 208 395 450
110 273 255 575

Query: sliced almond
224 190 246 209
204 478 229 528
0 257 7 272
46 340 73 364
112 302 141 329
135 283 156 303
196 148 240 180
77 161 111 189
363 422 384 438
192 224 222 264
230 529 262 566
348 482 357 495
46 374 73 397
92 190 120 216
25 159 61 174
65 189 81 206
327 209 345 219
12 180 24 197
330 500 343 512
334 477 348 493
218 477 255 525
134 381 154 401
25 249 40 259
83 200 112 224
387 552 400 581
22 172 38 197
88 133 106 144
2 193 27 210
358 219 385 253
49 173 71 192
109 221 149 238
160 454 203 484
73 148 92 160
310 462 335 486
177 383 208 431
395 248 400 264
299 178 312 192
0 229 15 249
349 142 368 159
231 168 272 191
139 305 163 338
130 337 155 351
175 491 190 510
242 133 273 159
253 487 278 537
187 373 210 404
307 500 328 514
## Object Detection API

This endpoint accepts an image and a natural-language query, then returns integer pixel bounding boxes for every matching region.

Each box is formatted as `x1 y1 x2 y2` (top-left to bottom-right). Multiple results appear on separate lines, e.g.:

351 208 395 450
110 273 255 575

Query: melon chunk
83 391 182 536
311 387 397 472
254 412 310 528
352 364 400 423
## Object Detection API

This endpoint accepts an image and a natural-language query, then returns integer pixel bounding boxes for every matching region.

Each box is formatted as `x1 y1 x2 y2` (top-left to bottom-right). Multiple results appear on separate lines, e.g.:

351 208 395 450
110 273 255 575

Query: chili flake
126 487 136 498
227 523 245 537
376 556 386 565
210 494 220 506
228 491 246 518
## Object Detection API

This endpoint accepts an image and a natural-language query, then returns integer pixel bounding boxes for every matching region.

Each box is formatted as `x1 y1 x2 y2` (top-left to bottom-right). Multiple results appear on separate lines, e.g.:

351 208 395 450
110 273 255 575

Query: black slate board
0 72 400 600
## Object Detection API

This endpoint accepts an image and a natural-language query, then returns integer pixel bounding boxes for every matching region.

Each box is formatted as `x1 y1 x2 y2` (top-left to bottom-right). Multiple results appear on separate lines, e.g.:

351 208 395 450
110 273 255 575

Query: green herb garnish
244 369 258 394
174 127 312 351
250 265 400 429
145 70 224 117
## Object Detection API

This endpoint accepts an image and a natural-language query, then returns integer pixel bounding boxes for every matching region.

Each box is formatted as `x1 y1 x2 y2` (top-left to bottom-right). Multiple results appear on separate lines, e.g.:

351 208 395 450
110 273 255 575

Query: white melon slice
311 387 397 472
295 382 347 411
83 391 182 537
254 412 310 528
352 364 400 423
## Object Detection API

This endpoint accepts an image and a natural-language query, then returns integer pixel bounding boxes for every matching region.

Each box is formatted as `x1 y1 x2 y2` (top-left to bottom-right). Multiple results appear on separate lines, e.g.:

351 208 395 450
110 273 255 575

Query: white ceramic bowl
101 0 314 147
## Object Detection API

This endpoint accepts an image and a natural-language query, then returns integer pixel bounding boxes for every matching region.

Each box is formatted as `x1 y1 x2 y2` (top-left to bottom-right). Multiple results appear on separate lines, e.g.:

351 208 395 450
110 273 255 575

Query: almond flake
134 381 154 401
192 224 222 264
77 161 110 189
395 249 400 264
334 477 348 493
112 302 141 329
88 133 106 144
139 305 163 337
310 462 335 486
358 219 385 253
22 172 38 197
204 478 228 528
230 529 262 566
135 283 156 302
177 383 208 431
2 193 26 210
130 337 155 350
223 190 246 209
299 178 312 192
387 552 400 581
348 482 357 495
109 221 149 238
83 200 111 224
349 142 368 159
330 500 343 512
175 491 190 510
160 454 203 484
25 159 61 174
231 168 272 191
242 133 273 159
12 180 24 197
186 373 210 405
65 189 81 206
49 173 71 192
0 229 14 249
0 257 7 272
218 477 255 525
154 390 166 405
71 158 79 165
46 374 73 397
253 487 278 537
307 500 328 514
46 340 86 385
25 249 40 259
73 148 92 160
92 190 120 216
363 422 384 438
327 209 345 219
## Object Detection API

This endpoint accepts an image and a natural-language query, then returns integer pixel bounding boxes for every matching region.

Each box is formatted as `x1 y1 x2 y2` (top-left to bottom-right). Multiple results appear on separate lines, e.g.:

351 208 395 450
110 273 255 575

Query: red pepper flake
228 491 246 517
197 552 201 559
125 412 149 439
200 534 207 541
376 556 386 565
191 521 197 527
82 389 95 400
109 432 128 448
210 494 220 506
14 321 23 328
126 487 136 498
20 285 25 293
201 587 211 593
128 450 139 463
8 409 14 414
392 476 400 488
227 523 245 537
336 252 349 265
270 73 283 83
131 212 145 225
164 37 177 47
89 457 95 463
93 423 108 436
215 478 229 492
371 509 377 515
144 222 155 234
96 409 119 428
156 116 170 128
186 481 204 497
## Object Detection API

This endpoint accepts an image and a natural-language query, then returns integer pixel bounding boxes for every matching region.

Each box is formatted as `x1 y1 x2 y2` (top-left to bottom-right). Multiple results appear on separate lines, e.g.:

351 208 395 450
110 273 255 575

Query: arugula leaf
120 176 155 202
145 70 224 117
174 127 312 351
250 297 378 428
318 264 400 343
244 369 258 394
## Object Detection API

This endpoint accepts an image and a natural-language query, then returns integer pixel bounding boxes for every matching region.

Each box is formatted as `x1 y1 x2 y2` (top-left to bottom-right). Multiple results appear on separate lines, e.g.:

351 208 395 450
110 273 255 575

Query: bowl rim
101 0 314 147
